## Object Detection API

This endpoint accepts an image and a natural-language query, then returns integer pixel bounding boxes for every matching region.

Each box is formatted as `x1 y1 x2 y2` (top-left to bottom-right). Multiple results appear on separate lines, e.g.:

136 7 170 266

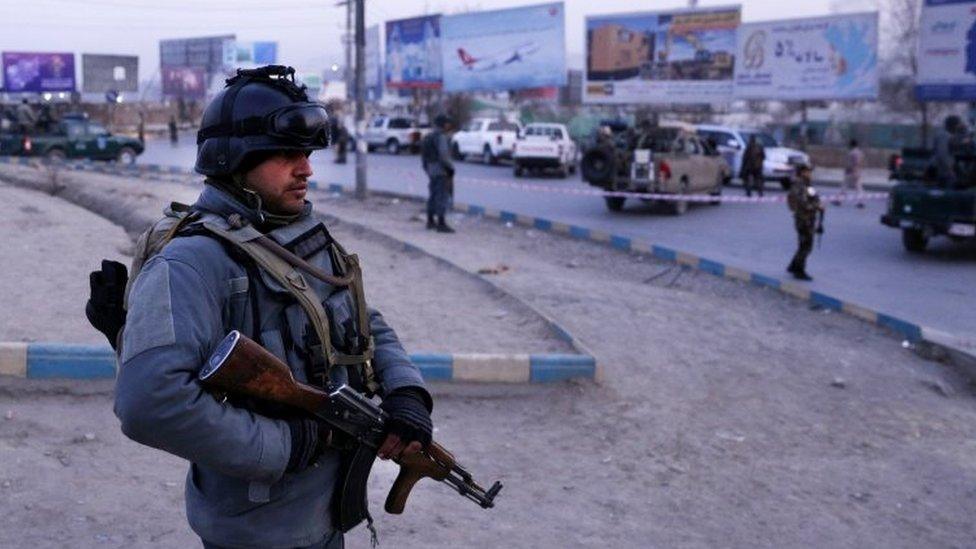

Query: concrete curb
0 158 596 384
0 343 593 383
3 158 971 379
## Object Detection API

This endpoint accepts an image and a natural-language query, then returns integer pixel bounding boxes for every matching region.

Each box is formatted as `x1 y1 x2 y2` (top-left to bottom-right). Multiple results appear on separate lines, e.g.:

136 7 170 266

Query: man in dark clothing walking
741 135 765 197
421 114 456 233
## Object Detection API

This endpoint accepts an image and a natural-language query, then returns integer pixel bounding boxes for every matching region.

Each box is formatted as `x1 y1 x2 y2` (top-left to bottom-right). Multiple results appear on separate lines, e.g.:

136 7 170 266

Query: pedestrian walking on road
787 164 825 281
741 135 765 197
15 99 37 134
421 114 456 233
168 114 178 145
88 65 432 549
836 139 865 208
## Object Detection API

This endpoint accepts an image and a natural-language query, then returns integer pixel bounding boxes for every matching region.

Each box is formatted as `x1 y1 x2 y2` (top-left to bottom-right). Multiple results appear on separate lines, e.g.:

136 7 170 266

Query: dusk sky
0 0 876 84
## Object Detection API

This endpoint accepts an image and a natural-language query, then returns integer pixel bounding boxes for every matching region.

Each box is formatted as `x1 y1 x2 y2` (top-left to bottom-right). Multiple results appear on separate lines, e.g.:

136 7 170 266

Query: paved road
142 133 975 339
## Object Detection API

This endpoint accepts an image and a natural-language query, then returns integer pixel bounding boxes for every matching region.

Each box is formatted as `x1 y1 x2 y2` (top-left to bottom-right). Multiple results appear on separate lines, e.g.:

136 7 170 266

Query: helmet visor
267 104 330 147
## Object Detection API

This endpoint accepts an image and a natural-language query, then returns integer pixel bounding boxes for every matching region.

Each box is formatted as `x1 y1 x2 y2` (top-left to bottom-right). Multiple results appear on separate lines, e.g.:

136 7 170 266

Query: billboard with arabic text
734 13 879 100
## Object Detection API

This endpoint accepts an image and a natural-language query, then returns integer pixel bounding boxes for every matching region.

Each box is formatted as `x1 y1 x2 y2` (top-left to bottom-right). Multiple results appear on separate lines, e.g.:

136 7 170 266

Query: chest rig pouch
199 213 380 395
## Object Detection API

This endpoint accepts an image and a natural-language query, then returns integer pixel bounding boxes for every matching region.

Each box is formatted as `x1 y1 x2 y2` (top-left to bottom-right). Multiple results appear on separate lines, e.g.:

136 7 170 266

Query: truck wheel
45 148 66 163
604 196 625 212
779 178 792 191
669 179 690 215
581 148 615 186
386 139 401 155
483 145 497 165
569 162 577 175
902 228 928 253
117 147 137 166
514 164 524 177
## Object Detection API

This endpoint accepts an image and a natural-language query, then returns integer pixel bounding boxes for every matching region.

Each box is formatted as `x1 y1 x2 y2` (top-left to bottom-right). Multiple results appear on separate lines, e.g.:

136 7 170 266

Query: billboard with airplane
440 2 566 93
584 5 740 104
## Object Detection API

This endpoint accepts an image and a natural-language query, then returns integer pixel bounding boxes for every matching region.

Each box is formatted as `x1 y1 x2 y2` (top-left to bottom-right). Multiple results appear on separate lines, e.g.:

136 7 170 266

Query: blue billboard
440 2 566 93
386 15 442 89
916 0 976 100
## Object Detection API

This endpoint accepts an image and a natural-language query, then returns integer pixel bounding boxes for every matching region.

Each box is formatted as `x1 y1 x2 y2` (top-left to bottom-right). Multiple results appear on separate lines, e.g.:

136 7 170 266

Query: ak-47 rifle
199 331 501 518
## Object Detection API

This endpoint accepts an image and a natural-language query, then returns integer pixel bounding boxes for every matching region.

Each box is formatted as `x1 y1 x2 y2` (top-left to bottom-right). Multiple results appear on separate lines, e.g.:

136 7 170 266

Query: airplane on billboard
456 42 541 71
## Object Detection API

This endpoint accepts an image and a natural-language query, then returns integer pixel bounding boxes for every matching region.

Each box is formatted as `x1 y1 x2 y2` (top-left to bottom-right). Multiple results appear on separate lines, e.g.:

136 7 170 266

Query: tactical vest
124 202 379 393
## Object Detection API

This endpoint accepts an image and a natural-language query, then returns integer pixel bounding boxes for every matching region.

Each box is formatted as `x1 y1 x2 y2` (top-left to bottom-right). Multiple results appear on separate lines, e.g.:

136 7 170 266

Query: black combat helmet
195 65 329 177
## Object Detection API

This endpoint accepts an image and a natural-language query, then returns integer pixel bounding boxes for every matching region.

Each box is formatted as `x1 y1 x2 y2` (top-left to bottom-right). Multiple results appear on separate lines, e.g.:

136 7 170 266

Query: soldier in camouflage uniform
786 164 824 281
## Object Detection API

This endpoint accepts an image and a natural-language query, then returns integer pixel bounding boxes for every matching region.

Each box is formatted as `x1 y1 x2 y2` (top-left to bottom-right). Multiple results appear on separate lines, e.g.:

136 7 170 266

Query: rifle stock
199 331 501 515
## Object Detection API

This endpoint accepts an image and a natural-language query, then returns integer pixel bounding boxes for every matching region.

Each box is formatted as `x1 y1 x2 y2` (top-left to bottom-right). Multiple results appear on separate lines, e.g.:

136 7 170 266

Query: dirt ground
1 165 976 549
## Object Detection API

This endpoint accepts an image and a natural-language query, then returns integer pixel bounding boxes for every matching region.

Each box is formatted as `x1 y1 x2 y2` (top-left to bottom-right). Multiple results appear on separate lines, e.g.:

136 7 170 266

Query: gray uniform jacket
114 185 427 549
421 129 454 178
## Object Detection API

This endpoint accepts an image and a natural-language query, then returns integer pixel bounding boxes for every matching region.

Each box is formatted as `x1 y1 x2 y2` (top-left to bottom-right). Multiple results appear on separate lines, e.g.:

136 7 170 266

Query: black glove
85 260 128 350
285 418 331 473
380 387 433 448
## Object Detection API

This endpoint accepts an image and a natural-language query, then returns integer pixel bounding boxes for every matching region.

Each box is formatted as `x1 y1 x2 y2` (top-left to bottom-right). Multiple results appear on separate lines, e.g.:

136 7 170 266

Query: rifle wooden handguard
384 442 455 514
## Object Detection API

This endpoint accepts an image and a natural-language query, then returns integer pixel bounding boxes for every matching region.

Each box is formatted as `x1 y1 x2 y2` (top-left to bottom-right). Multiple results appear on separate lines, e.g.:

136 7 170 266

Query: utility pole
354 0 367 199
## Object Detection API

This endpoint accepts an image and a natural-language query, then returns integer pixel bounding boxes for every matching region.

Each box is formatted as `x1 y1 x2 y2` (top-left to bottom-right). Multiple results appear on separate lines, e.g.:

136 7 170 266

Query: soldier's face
244 151 313 215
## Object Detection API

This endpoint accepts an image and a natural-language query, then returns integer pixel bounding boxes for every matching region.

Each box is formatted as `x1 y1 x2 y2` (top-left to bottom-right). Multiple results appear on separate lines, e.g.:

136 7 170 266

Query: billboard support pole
354 0 368 200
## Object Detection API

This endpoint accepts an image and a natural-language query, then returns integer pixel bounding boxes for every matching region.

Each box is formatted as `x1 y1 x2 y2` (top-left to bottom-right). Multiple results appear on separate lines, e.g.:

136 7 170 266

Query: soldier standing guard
421 114 456 233
786 164 824 281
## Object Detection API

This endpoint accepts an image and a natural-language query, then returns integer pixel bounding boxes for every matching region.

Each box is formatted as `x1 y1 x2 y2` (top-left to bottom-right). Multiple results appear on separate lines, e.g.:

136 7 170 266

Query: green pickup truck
0 114 143 164
881 150 976 252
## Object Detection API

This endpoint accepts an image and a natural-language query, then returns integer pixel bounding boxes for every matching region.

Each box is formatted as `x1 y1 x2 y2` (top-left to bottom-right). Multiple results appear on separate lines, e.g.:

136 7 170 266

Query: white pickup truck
450 118 521 165
363 115 431 155
512 123 578 178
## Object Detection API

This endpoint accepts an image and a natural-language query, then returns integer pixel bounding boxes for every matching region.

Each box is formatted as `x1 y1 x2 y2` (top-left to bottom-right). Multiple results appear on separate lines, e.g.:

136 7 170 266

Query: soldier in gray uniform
421 114 456 233
102 66 433 549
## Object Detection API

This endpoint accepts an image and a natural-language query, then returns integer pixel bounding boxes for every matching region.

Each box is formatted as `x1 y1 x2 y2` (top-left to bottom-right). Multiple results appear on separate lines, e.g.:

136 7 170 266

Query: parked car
0 113 143 164
696 124 809 188
581 121 729 215
451 118 521 164
362 115 430 154
512 123 577 178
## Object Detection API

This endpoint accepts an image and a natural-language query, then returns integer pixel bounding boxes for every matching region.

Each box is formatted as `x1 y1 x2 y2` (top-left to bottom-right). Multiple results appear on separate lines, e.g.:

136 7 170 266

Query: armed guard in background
786 164 825 281
86 65 434 549
421 114 456 233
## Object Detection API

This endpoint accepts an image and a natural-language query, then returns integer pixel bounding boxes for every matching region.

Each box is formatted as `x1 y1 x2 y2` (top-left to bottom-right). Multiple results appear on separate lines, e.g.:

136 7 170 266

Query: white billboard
916 0 976 101
734 13 879 100
440 2 566 93
584 6 740 104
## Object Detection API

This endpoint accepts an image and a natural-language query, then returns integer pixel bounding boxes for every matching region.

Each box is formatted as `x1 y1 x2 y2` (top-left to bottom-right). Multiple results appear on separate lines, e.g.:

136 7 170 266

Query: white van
696 125 810 189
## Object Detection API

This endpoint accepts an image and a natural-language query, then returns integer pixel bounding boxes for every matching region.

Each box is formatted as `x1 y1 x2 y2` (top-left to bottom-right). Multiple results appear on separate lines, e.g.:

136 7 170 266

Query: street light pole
354 0 367 199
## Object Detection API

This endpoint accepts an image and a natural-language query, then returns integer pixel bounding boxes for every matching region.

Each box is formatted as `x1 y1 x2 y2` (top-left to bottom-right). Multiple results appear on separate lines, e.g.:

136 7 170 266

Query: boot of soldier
436 215 455 233
793 270 813 281
426 213 436 230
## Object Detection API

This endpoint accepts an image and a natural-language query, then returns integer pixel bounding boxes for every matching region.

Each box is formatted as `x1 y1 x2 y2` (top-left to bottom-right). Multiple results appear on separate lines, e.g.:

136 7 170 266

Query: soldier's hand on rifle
378 387 433 461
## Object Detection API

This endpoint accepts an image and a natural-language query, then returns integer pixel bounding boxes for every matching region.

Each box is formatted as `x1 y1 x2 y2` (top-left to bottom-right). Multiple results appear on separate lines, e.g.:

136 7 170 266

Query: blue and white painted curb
0 342 595 383
2 157 972 375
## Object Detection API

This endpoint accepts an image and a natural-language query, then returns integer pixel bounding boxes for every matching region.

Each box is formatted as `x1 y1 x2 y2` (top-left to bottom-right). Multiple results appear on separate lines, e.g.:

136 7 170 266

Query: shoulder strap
201 217 379 393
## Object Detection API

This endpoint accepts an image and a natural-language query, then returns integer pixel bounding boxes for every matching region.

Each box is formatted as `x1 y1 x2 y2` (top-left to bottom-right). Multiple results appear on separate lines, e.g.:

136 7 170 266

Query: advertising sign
234 41 277 65
584 6 740 104
82 54 139 93
366 24 383 100
159 35 235 73
386 15 442 89
440 2 566 93
2 52 76 93
916 0 976 100
161 66 207 98
734 13 879 100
